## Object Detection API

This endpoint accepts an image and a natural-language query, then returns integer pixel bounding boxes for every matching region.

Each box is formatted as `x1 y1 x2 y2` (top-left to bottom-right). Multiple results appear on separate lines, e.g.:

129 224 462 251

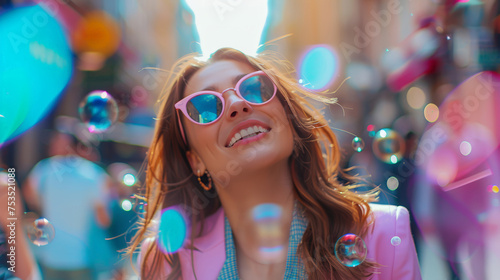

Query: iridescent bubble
251 204 286 263
78 90 118 133
352 137 365 152
158 208 187 254
27 218 55 246
372 129 405 164
391 236 401 246
334 233 367 267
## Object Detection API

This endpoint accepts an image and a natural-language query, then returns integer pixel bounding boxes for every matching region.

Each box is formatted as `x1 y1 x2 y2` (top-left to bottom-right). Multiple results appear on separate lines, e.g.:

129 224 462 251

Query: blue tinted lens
239 75 274 104
186 94 222 124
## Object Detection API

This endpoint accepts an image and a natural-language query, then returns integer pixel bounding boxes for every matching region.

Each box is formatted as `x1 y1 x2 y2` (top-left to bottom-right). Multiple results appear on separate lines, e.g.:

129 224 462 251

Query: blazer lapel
179 208 226 280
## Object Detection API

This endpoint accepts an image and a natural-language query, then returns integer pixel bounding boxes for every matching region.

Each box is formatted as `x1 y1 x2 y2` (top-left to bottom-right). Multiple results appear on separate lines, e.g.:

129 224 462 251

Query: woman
127 48 421 279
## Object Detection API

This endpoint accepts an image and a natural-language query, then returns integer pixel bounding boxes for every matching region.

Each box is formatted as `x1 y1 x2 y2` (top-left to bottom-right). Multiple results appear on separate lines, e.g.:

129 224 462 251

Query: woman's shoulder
364 203 422 280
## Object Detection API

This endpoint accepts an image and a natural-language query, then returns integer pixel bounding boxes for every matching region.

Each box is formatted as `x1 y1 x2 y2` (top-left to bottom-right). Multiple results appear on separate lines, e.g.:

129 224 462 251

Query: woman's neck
216 160 295 279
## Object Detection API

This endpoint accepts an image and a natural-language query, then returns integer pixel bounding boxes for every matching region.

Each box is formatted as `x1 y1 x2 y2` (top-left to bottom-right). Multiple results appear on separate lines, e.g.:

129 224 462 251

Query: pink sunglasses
175 70 277 144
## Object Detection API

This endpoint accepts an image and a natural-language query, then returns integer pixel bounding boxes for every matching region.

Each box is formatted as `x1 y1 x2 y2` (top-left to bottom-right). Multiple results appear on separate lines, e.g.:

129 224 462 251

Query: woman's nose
223 89 253 118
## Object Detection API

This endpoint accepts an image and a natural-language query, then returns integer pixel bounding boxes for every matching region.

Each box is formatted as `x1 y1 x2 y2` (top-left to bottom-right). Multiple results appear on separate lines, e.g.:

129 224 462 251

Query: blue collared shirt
218 204 308 279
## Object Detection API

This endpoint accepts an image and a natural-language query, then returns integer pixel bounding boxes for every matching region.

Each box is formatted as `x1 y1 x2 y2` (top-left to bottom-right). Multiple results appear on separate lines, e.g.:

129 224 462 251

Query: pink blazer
139 204 422 279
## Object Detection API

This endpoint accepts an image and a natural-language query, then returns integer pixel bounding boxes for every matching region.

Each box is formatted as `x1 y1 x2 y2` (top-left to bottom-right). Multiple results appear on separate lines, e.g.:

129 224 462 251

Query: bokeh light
123 173 136 186
298 45 339 90
387 176 399 191
121 199 133 211
459 141 472 156
27 218 55 246
424 103 439 122
346 62 382 92
490 185 499 193
334 233 367 267
406 87 426 109
372 129 405 164
158 208 187 254
352 137 365 152
78 90 119 133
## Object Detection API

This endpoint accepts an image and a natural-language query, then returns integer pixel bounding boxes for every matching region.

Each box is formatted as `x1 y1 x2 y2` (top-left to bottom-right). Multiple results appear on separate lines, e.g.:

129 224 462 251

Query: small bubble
352 137 365 152
372 129 405 164
334 233 367 267
391 236 401 246
78 90 119 133
27 218 55 246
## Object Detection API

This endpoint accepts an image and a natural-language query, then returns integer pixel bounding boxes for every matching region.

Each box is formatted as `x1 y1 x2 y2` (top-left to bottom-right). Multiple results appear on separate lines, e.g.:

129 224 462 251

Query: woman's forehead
184 60 256 96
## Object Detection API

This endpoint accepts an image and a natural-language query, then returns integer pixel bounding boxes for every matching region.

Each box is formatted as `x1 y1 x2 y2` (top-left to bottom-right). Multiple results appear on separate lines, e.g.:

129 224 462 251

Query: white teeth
227 126 270 147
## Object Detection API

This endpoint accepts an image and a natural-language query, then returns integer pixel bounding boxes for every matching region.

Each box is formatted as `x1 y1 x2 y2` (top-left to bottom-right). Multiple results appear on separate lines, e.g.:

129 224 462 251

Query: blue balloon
298 45 339 90
0 4 73 147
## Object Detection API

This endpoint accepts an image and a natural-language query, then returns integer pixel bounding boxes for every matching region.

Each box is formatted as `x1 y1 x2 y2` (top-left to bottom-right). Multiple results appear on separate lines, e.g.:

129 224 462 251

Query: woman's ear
185 150 206 174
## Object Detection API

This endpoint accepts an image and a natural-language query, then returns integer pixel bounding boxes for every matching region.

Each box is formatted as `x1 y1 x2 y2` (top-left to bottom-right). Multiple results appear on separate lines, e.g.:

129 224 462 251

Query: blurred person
126 48 421 279
23 132 113 280
0 169 41 280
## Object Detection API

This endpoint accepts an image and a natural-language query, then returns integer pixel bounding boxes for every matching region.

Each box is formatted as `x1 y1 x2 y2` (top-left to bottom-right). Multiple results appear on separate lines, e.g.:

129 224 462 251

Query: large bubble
334 233 367 267
250 203 286 264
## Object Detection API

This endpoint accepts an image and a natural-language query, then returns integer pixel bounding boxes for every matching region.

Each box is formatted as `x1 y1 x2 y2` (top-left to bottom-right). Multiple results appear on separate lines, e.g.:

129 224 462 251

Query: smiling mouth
226 126 271 148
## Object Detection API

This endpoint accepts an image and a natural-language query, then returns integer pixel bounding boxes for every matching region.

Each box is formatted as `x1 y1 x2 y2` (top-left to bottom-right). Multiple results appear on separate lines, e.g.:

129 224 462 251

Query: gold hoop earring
197 170 212 191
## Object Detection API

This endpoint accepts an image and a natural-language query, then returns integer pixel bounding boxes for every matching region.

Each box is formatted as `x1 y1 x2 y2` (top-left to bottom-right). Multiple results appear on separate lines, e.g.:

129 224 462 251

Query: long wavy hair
126 48 380 279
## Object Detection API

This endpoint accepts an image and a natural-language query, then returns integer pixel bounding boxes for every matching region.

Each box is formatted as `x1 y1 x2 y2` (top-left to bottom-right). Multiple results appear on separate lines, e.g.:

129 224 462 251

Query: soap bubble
352 137 365 152
334 233 367 267
251 204 286 263
27 218 55 246
372 129 405 164
158 208 187 254
78 90 118 133
391 236 402 246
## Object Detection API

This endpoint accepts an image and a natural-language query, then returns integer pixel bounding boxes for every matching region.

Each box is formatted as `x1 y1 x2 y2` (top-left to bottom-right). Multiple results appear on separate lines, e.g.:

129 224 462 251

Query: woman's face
181 59 295 184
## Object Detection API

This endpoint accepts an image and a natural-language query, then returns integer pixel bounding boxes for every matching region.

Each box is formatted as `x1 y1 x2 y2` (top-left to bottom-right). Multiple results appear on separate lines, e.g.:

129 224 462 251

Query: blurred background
1 0 499 279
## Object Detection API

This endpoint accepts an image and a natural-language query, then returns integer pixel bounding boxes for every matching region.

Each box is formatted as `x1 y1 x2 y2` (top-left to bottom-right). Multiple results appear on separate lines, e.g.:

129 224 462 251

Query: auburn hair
126 48 380 279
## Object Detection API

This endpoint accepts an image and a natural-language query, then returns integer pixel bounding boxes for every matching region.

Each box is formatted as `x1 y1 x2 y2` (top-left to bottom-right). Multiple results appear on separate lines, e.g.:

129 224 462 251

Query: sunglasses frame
174 70 277 144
